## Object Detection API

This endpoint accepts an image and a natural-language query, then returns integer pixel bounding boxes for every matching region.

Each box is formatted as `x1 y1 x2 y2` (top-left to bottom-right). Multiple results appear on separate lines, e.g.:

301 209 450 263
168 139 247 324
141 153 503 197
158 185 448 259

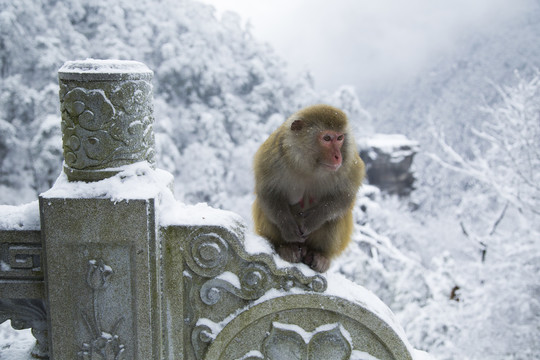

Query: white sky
200 0 530 93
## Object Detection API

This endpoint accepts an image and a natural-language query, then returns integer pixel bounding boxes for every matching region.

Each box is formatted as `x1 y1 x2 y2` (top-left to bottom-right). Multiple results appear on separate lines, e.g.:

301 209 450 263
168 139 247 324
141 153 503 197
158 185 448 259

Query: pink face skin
318 130 344 171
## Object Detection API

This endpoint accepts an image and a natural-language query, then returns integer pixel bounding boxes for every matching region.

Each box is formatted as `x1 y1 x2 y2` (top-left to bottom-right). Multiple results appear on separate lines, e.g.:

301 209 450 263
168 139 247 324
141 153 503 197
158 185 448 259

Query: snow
0 322 35 360
59 59 153 75
0 201 40 231
216 271 241 289
243 232 274 255
360 134 420 154
194 270 417 358
41 162 170 201
243 232 326 279
2 0 539 358
159 195 245 229
40 161 246 229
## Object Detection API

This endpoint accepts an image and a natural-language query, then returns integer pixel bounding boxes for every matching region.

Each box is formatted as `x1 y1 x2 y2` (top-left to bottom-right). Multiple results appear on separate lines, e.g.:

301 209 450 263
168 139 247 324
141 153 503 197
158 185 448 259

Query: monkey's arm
300 155 364 235
299 191 356 235
257 190 306 243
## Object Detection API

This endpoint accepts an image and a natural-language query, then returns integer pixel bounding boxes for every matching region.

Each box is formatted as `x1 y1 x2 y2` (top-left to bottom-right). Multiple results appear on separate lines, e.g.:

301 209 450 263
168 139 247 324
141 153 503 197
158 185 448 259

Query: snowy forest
1 0 539 359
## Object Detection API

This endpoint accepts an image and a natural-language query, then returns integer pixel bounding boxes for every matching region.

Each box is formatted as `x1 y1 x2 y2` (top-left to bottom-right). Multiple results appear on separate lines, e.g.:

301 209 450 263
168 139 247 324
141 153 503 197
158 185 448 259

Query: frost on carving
78 259 125 360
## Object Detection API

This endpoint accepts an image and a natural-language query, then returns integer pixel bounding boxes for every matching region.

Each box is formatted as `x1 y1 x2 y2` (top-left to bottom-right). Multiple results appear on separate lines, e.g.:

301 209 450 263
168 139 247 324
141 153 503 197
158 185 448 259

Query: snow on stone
195 318 222 341
41 162 170 201
59 59 153 75
0 322 35 360
243 232 323 278
360 134 419 154
237 350 264 360
324 272 416 355
351 350 383 360
243 232 274 255
159 198 245 229
217 271 241 289
271 322 345 344
0 201 40 230
41 161 246 229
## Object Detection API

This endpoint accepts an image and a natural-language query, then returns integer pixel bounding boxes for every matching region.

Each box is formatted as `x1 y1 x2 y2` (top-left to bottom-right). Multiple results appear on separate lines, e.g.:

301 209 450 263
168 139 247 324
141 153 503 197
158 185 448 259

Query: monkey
252 104 365 272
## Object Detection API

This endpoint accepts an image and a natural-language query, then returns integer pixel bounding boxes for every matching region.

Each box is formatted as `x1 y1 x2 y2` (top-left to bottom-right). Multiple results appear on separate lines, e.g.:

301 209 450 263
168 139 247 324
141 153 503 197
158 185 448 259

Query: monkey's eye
323 135 332 142
337 134 345 141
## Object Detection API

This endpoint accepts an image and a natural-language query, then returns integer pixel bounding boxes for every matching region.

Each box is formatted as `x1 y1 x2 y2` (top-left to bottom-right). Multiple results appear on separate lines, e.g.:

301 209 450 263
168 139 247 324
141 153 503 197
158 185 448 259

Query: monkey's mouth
321 163 341 171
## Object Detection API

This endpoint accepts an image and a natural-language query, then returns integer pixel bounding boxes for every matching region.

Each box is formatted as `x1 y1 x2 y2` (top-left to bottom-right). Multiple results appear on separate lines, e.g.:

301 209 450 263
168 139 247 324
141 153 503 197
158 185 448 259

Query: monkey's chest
289 194 316 213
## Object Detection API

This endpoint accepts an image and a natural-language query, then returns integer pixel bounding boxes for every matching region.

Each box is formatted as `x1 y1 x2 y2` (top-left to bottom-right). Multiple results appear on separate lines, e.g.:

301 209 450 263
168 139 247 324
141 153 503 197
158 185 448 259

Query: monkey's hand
303 250 330 272
257 192 306 243
279 216 307 243
297 205 329 236
277 244 307 263
298 197 350 235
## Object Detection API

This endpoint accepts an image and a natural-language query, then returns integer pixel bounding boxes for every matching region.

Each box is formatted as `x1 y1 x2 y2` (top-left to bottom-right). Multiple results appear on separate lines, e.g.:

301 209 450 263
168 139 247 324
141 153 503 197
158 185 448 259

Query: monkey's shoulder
346 152 365 182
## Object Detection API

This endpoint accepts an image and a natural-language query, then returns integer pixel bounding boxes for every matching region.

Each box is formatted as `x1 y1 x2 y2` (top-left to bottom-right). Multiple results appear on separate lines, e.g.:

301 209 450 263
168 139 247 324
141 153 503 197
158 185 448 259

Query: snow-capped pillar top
58 59 156 181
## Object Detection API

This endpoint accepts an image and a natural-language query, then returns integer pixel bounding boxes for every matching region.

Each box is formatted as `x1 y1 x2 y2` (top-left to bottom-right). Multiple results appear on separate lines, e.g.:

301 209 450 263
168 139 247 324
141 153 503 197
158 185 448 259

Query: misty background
0 0 539 359
201 0 532 92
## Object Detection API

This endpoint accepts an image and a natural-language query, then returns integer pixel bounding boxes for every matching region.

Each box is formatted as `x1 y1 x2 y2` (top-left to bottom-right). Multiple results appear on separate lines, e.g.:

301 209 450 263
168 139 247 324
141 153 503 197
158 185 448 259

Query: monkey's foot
277 244 306 263
303 251 330 272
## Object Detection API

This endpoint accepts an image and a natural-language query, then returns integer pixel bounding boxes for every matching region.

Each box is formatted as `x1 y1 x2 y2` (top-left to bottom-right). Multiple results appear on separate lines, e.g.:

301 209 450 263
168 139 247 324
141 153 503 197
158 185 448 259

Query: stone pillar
58 59 155 181
40 60 161 359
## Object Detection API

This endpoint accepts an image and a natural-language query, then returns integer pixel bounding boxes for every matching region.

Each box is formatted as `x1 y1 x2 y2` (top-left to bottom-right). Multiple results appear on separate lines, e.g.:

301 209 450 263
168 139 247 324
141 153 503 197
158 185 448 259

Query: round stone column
58 59 156 181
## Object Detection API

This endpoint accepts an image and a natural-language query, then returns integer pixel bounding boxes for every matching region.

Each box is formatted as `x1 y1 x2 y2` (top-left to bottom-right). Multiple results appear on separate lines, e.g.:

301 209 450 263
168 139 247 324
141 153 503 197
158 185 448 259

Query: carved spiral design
309 275 327 293
191 323 215 360
200 263 273 305
239 263 269 296
280 277 296 291
188 233 229 277
200 286 223 306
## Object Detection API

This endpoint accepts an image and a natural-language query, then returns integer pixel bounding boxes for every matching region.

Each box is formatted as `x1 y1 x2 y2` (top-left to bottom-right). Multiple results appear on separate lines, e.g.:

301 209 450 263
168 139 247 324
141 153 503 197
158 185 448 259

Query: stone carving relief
78 259 125 360
181 229 330 360
0 237 43 281
243 322 353 360
184 231 327 304
60 80 155 173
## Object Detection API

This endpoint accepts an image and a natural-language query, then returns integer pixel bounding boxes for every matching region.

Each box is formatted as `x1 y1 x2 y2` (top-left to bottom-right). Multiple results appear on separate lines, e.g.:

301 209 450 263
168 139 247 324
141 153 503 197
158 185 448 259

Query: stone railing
0 60 417 360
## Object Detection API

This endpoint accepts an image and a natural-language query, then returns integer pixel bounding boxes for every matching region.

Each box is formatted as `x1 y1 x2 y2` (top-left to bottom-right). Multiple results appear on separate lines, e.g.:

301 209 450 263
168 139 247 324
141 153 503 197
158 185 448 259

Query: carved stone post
39 60 161 359
58 59 156 181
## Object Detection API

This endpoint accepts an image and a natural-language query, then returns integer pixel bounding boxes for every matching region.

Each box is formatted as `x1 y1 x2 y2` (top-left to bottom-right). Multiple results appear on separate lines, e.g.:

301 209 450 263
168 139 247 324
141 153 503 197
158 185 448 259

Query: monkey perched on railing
252 104 365 272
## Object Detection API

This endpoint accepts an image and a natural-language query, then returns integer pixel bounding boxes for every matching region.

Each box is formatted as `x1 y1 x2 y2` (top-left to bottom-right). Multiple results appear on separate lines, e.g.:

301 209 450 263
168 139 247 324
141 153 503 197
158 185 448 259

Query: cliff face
359 134 419 197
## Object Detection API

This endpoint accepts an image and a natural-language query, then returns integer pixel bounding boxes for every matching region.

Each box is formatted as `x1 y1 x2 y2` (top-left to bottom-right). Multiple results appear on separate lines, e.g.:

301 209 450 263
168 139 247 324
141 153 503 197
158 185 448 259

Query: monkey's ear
291 119 304 131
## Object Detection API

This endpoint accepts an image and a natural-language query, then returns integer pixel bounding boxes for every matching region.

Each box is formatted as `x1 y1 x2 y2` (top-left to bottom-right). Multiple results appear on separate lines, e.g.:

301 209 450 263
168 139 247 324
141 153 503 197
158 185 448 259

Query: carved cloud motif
62 88 116 169
60 80 155 173
238 322 353 360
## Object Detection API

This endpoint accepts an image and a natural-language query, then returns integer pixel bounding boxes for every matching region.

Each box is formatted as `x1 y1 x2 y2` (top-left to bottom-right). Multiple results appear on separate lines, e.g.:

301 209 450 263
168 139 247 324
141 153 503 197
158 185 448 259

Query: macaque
252 104 365 272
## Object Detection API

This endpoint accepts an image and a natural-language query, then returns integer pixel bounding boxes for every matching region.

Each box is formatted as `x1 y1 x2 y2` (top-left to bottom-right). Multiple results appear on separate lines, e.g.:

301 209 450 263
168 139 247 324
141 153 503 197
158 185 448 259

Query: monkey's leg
252 199 283 243
277 243 307 263
303 212 353 272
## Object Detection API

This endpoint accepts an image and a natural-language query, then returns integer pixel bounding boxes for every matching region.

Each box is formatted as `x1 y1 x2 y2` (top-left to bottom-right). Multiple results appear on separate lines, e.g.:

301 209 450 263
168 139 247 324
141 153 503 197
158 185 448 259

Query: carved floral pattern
78 259 125 360
240 322 353 360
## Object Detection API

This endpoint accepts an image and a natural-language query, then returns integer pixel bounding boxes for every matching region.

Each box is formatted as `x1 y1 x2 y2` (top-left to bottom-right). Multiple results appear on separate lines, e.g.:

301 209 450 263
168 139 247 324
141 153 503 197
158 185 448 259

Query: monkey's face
317 130 344 171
